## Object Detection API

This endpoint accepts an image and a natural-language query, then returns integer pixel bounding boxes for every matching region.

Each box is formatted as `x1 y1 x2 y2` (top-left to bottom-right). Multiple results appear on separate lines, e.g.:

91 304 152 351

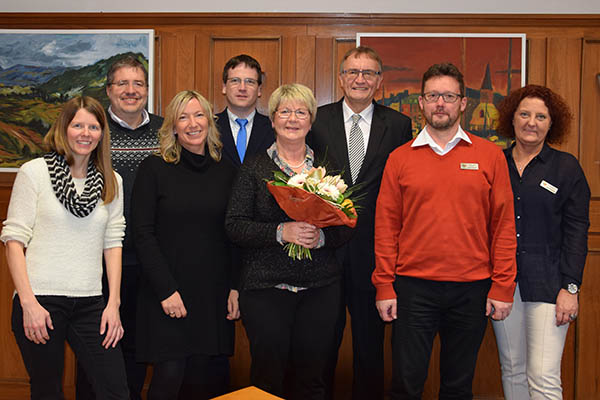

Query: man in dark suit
307 46 412 400
216 54 274 167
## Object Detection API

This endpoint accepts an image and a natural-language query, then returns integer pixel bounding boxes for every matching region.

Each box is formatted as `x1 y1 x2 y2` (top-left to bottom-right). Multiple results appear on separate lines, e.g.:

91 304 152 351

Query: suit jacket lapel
246 113 272 156
217 109 241 165
356 102 386 183
329 100 353 184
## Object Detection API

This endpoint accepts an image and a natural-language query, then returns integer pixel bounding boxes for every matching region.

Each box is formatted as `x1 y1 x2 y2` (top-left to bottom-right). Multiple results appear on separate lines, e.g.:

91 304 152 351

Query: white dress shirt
411 125 472 156
108 106 150 130
227 108 256 148
342 100 374 153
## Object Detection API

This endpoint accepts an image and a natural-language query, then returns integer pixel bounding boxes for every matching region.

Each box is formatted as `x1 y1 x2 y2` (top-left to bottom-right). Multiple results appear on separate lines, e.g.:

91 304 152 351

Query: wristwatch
566 283 580 295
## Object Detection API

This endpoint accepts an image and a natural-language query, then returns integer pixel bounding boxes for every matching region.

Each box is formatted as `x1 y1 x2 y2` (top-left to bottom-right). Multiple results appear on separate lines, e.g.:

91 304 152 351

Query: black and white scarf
44 152 104 218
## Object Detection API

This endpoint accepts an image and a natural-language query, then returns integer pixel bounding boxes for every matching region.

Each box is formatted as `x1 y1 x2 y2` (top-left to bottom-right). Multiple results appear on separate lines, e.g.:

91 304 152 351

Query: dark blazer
307 99 412 291
216 108 275 167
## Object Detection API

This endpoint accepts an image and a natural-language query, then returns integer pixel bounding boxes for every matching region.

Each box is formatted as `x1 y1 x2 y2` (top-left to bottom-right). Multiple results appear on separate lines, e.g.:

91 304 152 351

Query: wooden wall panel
577 37 600 400
546 38 582 158
580 39 600 197
194 33 212 103
334 40 356 102
527 38 547 85
156 31 181 116
281 35 298 85
577 255 600 399
170 32 196 103
295 36 316 90
314 37 335 106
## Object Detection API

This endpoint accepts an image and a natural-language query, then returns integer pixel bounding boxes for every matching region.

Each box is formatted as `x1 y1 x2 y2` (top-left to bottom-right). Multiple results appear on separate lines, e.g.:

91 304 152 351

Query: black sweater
108 113 163 266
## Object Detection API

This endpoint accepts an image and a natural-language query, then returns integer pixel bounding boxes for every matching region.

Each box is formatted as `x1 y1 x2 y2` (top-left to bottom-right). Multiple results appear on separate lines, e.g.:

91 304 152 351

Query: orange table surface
211 386 284 399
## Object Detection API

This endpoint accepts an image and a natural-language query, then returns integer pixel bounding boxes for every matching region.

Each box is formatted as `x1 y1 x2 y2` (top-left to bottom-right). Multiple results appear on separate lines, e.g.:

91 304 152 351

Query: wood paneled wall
0 12 599 400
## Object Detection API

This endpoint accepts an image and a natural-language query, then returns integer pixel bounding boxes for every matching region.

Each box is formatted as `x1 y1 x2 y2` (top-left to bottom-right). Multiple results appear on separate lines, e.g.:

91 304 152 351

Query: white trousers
492 284 569 400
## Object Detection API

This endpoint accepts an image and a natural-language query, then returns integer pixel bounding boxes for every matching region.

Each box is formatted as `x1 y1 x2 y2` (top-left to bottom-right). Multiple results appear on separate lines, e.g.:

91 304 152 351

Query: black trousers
12 295 129 400
390 276 491 400
147 354 230 400
326 270 386 400
76 266 146 400
240 281 342 400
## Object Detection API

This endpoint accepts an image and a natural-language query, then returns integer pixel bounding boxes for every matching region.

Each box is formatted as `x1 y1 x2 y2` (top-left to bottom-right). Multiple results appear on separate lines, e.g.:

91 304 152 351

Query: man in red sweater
372 63 517 399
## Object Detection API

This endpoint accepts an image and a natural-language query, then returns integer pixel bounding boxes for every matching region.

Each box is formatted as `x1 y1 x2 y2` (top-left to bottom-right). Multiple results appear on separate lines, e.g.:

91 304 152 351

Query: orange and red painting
358 33 526 147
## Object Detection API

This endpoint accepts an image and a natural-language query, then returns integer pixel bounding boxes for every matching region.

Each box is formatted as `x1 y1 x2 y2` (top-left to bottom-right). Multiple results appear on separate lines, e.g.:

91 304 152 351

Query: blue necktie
236 118 248 162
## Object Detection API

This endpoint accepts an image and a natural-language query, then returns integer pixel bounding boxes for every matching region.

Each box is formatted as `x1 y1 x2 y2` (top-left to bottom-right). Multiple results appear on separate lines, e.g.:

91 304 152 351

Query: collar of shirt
227 108 256 146
504 142 551 178
266 141 315 176
412 125 472 156
108 106 150 130
342 99 374 151
506 141 551 164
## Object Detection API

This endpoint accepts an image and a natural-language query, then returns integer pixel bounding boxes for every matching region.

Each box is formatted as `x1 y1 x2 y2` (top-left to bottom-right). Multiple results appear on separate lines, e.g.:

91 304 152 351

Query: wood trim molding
1 13 600 28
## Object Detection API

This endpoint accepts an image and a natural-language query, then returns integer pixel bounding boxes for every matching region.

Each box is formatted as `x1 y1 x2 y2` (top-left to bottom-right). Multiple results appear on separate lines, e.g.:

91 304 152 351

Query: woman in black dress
132 90 238 400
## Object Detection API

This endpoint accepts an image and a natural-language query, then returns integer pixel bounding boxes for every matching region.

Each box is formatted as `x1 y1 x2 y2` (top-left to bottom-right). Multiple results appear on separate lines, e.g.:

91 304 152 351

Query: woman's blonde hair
268 83 317 124
158 90 222 163
43 96 118 204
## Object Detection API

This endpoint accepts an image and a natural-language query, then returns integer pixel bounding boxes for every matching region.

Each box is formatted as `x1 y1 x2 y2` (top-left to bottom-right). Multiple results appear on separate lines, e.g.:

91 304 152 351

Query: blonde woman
1 96 128 399
225 84 352 400
131 90 238 399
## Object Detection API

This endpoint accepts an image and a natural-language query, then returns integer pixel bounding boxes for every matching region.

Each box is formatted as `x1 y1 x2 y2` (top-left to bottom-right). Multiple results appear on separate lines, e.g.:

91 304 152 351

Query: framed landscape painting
0 29 154 170
357 33 526 146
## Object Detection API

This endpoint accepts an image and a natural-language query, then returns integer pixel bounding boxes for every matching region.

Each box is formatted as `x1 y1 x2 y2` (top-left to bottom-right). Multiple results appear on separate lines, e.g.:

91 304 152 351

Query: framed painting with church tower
357 33 526 147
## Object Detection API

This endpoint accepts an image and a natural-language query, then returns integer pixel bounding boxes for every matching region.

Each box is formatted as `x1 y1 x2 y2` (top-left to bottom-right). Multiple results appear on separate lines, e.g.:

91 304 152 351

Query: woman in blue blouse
493 85 590 400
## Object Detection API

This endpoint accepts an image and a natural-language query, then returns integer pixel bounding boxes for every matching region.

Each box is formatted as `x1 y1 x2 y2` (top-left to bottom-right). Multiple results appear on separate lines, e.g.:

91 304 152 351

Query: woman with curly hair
492 85 590 399
131 90 238 399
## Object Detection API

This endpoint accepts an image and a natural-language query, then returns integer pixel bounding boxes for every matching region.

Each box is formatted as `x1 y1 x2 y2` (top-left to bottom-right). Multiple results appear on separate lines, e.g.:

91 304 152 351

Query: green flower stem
283 243 313 260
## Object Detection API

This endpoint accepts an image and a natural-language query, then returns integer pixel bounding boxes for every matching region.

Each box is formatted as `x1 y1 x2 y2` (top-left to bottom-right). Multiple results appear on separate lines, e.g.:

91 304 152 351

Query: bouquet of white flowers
267 166 358 260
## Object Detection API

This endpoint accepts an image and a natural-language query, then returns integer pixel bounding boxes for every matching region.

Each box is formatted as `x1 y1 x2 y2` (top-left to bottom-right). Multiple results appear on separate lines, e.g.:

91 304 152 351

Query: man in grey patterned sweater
76 55 162 400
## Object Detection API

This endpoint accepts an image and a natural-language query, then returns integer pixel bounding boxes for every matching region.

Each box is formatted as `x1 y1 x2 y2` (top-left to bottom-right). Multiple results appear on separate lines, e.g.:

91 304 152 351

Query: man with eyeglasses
217 54 275 167
372 63 516 399
76 55 162 400
307 46 412 400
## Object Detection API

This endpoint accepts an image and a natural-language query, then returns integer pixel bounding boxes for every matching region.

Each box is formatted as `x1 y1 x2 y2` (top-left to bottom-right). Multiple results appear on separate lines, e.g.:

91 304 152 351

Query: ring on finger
569 314 577 321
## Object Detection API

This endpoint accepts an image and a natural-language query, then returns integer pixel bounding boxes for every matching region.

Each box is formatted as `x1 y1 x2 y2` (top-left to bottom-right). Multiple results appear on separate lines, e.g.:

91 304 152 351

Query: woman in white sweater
1 96 129 399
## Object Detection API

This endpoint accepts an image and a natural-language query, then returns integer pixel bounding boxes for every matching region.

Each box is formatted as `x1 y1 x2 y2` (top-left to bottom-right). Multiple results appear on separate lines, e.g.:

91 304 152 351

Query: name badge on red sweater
460 163 479 170
540 180 558 194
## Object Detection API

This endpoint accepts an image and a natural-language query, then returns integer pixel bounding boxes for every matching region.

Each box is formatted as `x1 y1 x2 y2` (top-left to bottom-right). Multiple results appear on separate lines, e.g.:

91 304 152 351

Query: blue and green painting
0 30 152 168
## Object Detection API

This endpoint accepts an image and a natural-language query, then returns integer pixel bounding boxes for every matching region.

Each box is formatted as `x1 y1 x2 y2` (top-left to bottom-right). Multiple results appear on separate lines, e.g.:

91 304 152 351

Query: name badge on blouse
460 163 479 170
540 180 558 194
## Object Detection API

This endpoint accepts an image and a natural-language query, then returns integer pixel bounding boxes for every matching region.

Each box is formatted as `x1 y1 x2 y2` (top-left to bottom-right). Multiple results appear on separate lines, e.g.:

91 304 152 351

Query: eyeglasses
227 77 259 87
109 80 146 89
276 108 310 120
422 92 462 103
341 69 381 80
